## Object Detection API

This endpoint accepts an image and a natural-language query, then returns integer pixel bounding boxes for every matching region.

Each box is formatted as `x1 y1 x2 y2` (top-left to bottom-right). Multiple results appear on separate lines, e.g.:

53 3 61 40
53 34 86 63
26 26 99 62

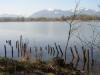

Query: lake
0 21 100 73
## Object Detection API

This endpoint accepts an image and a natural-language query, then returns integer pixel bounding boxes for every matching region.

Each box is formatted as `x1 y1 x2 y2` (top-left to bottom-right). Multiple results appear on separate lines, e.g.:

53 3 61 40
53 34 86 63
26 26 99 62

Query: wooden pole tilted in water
74 45 80 60
58 45 63 58
70 47 74 63
54 43 59 57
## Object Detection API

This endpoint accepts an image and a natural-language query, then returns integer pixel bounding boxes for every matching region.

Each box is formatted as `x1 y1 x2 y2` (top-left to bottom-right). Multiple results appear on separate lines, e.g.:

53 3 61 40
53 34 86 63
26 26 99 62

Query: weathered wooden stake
58 45 63 58
4 45 7 58
12 46 14 58
50 47 53 56
16 41 18 48
74 45 80 68
45 46 47 51
30 47 32 54
87 49 90 72
91 47 94 66
82 46 86 70
40 47 43 60
23 43 27 57
20 35 22 48
70 47 74 63
54 43 59 57
35 47 38 61
74 45 80 60
48 45 50 54
9 40 12 46
18 41 20 57
52 47 55 56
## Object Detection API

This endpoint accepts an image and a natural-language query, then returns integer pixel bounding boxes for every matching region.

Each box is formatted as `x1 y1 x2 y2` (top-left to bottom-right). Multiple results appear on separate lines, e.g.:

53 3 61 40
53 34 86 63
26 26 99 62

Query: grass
0 57 82 75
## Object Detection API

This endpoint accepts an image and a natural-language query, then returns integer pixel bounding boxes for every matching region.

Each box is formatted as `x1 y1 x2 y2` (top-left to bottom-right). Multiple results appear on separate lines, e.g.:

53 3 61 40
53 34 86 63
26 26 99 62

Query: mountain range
0 9 100 18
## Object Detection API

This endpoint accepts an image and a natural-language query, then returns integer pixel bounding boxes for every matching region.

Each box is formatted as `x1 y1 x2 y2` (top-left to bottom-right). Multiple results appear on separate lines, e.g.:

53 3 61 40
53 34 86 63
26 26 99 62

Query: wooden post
9 40 12 46
74 45 80 60
16 41 18 49
4 45 7 58
35 47 38 61
91 46 94 66
48 45 50 54
74 45 80 68
18 41 20 57
58 45 63 58
82 46 86 62
12 46 14 58
50 47 52 56
54 43 59 57
4 45 7 74
23 43 27 57
87 49 90 72
30 47 32 54
70 47 74 63
40 47 43 60
52 47 55 56
20 35 22 48
82 46 86 70
45 46 47 51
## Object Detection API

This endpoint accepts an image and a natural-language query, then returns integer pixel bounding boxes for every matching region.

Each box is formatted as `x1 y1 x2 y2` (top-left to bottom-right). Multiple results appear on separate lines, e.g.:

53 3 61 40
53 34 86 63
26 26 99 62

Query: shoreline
0 20 99 23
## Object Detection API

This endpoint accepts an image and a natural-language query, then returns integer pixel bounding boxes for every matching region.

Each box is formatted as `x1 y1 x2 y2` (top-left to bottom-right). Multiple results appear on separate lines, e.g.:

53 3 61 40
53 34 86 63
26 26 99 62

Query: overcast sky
0 0 99 16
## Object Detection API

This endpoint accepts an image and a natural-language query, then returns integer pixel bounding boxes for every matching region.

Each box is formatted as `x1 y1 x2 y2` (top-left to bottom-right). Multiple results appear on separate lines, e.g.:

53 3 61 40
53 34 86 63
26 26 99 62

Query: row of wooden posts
3 35 94 71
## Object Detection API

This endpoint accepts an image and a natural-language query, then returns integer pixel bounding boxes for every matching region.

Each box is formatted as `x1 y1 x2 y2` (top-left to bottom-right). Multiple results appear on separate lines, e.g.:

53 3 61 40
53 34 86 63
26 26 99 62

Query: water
0 21 100 73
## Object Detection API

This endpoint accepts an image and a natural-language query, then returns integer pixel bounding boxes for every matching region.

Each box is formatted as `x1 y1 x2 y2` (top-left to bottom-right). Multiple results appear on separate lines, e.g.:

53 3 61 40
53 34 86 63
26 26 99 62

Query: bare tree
76 22 100 66
64 0 80 61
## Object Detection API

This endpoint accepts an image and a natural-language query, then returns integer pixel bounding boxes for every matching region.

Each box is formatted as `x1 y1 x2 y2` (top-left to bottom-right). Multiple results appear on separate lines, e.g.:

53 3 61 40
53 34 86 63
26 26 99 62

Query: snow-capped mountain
30 9 100 18
0 9 100 18
30 9 73 18
79 9 97 16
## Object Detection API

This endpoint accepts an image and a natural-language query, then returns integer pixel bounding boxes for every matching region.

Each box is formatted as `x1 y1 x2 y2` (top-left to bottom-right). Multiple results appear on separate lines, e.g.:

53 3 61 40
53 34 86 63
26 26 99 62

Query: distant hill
30 9 73 18
0 9 100 22
30 9 100 18
0 14 19 18
0 9 100 18
79 9 99 16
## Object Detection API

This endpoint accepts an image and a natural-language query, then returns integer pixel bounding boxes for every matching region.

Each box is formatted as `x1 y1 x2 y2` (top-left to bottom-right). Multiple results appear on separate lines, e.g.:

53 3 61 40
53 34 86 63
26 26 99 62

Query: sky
0 0 99 16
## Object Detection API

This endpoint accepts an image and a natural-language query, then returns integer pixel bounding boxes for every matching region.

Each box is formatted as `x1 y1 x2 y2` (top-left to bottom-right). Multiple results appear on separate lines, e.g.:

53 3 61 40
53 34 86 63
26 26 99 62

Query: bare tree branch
64 0 80 61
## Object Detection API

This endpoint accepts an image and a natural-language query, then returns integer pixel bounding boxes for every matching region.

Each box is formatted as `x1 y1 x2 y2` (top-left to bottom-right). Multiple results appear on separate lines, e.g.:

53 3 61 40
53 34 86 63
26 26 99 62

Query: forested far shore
0 15 100 22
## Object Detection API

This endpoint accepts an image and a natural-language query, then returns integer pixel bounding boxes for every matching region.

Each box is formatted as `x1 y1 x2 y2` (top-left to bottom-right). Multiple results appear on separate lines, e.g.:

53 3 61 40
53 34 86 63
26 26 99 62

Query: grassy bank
0 57 83 75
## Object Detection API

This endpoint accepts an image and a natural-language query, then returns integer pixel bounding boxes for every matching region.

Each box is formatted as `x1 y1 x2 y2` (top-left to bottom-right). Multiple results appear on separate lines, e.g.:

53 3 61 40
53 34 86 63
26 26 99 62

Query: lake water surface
0 22 100 73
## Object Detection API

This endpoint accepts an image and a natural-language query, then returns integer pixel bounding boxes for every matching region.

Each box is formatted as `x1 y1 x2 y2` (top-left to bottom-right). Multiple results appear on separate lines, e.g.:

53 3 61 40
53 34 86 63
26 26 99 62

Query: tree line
0 15 100 22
